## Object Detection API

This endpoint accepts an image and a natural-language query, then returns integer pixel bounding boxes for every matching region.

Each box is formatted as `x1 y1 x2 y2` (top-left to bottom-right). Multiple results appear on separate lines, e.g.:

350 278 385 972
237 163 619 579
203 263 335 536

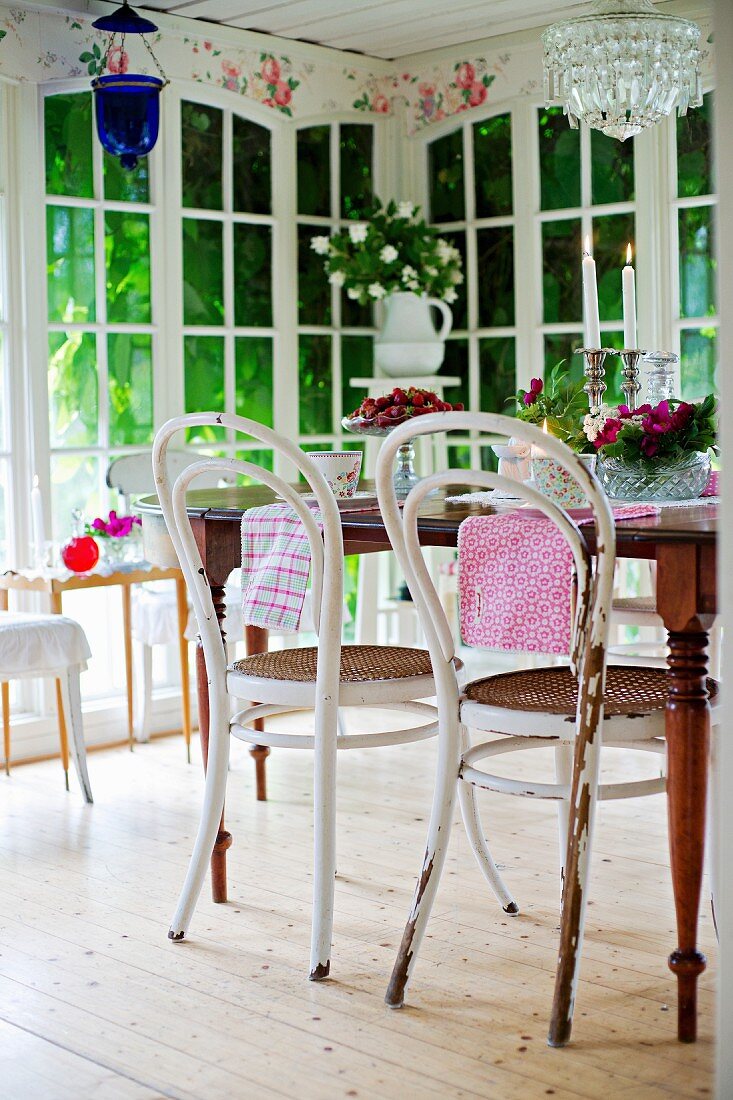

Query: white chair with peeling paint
153 412 444 981
375 412 719 1047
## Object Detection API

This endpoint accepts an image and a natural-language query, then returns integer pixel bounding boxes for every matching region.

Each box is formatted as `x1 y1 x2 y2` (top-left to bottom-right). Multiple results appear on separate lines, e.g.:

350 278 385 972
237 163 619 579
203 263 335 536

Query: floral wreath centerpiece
311 198 463 377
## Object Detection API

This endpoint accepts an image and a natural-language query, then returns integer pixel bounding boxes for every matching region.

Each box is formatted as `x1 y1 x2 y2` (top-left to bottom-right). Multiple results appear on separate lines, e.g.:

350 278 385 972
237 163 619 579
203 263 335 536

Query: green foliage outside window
48 331 98 447
429 128 465 222
182 101 223 210
539 108 580 211
45 92 93 199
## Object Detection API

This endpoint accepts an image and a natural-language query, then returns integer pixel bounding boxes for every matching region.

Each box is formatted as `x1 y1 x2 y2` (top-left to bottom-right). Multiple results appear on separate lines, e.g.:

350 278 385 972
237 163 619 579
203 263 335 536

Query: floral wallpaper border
0 5 715 135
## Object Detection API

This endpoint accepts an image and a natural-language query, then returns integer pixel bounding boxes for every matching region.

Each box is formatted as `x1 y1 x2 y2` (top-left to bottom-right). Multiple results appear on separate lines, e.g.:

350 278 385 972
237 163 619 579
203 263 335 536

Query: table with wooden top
0 564 191 755
138 483 718 1044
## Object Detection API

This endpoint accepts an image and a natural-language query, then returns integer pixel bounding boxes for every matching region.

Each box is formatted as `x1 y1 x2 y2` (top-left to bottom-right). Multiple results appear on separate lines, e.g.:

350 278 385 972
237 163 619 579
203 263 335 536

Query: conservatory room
1 0 732 1097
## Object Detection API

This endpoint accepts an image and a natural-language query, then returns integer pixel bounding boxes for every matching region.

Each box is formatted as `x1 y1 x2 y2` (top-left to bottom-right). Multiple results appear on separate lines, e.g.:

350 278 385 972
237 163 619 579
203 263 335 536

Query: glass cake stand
341 415 420 499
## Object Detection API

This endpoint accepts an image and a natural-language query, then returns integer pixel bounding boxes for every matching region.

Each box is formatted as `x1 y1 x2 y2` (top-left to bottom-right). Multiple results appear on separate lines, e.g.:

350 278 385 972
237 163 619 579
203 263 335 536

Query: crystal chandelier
542 0 702 141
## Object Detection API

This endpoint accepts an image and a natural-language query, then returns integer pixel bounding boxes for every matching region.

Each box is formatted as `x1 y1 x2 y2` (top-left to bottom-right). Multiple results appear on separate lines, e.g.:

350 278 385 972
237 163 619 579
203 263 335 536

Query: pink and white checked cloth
241 503 322 632
458 504 661 655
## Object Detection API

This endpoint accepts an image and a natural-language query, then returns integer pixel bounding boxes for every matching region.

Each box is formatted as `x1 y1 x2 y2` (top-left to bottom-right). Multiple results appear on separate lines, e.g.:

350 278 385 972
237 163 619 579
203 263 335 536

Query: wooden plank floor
0 719 716 1099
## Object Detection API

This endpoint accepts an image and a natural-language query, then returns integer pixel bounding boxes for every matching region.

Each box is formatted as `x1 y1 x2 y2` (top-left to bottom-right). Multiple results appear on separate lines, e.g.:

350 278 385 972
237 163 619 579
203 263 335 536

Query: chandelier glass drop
542 0 702 141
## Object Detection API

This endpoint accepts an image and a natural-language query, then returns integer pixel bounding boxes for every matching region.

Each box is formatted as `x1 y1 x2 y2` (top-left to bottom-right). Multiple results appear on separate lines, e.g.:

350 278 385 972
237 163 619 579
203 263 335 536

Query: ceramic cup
305 450 362 499
530 453 597 508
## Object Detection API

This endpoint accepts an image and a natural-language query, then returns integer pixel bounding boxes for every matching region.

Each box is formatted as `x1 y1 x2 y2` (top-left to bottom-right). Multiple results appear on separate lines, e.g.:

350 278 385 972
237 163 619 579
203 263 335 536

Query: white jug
374 291 453 378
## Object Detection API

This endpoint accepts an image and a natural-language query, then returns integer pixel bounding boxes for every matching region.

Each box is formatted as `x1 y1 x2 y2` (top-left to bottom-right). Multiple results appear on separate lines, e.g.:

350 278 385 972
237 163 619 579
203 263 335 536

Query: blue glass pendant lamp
91 1 169 170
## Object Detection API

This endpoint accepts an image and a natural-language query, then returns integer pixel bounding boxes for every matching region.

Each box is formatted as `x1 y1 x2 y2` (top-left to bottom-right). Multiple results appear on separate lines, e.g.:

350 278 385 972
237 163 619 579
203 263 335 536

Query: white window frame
294 112 396 452
37 79 164 541
667 90 718 398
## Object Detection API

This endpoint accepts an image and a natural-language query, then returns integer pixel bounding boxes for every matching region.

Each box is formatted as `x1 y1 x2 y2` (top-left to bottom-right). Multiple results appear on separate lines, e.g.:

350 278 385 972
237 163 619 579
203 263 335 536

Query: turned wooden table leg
198 581 232 903
245 624 270 802
666 628 710 1042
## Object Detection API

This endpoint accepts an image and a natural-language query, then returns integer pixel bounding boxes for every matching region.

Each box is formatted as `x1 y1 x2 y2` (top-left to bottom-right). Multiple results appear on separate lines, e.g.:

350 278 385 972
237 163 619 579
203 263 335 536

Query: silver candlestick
575 347 611 414
619 349 645 411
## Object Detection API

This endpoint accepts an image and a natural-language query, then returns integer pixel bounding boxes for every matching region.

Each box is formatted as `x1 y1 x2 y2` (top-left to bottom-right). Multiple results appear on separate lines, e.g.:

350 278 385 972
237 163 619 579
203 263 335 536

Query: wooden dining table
138 483 718 1045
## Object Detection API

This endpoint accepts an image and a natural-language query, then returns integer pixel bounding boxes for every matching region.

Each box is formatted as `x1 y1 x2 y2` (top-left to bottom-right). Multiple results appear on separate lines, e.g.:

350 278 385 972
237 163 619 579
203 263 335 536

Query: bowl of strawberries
342 386 464 497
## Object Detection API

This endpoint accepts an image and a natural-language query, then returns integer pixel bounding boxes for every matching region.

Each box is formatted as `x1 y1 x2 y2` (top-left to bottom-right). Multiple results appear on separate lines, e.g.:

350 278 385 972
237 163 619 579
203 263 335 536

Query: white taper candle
582 235 601 349
31 475 45 555
622 242 637 349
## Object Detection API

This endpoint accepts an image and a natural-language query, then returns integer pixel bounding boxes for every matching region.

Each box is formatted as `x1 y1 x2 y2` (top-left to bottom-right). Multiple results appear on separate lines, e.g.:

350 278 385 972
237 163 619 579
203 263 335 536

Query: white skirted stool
0 611 93 802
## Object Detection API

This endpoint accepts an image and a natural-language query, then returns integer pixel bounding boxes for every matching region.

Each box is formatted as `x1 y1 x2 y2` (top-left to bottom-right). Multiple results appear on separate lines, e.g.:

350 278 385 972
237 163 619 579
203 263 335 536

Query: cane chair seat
231 643 434 683
461 664 719 745
465 663 718 714
228 644 446 710
612 595 658 615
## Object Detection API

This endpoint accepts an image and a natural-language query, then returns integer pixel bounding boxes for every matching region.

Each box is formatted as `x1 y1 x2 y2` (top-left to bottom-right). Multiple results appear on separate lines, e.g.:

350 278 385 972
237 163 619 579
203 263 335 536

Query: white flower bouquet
310 197 463 307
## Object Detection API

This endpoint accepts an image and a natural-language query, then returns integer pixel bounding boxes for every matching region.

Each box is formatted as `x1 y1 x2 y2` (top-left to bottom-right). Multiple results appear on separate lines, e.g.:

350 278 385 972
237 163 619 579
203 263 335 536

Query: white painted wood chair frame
374 411 670 1047
152 413 439 981
2 662 92 803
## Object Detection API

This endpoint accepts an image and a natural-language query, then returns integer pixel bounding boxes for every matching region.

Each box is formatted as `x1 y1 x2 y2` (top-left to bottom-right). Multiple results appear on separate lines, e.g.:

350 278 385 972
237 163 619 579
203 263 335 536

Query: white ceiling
137 1 595 60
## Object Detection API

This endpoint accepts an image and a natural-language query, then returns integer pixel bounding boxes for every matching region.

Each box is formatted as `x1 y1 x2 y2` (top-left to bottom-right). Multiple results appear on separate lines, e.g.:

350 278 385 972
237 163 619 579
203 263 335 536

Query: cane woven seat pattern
612 596 658 613
230 644 434 683
464 664 718 716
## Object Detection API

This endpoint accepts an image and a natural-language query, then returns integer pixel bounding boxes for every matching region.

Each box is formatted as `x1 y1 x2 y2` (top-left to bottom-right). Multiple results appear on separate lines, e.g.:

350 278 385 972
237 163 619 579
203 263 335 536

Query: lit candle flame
33 474 39 489
583 234 592 257
626 242 633 265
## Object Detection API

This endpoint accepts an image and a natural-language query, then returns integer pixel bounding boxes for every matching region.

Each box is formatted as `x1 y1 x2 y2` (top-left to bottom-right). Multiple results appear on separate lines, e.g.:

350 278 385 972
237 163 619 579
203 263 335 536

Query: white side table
348 375 462 645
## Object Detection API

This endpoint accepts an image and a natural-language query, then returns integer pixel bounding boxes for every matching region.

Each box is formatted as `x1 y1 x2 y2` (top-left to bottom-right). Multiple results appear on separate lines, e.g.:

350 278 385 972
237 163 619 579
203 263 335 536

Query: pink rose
455 62 475 89
106 45 129 75
468 80 487 107
261 57 280 84
594 419 623 448
523 378 543 407
418 83 435 97
222 59 241 80
372 94 389 114
640 435 660 458
273 81 292 106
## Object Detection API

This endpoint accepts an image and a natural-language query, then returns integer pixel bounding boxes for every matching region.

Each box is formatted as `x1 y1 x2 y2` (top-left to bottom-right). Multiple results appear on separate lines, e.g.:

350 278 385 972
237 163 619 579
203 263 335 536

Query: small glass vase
598 451 711 502
102 536 131 567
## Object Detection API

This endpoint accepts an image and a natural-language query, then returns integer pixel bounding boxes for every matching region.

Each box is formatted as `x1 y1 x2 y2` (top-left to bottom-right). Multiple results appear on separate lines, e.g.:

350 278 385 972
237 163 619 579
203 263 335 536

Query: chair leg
169 679 231 941
58 666 93 804
548 728 602 1047
133 641 154 743
54 677 71 791
386 673 462 1008
175 576 192 763
121 585 134 751
2 680 10 776
309 692 339 981
554 742 574 885
457 728 518 914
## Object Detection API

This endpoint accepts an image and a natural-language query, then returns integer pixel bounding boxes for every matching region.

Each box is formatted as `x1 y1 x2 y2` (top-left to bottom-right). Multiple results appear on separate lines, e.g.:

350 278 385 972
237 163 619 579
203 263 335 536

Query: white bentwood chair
375 411 719 1047
153 413 444 980
1 611 93 802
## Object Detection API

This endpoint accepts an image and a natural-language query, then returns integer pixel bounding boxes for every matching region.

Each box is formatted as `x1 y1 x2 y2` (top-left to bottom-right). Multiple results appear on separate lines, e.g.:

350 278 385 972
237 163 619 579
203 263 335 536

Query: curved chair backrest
107 450 222 512
152 414 345 746
375 410 616 722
